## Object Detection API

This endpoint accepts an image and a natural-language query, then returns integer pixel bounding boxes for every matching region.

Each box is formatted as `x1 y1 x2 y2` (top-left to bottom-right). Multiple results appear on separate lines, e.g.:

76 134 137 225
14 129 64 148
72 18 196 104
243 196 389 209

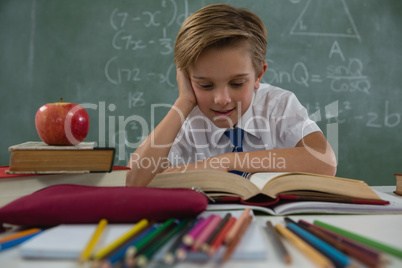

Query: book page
9 141 95 151
207 204 276 216
249 172 288 191
273 191 402 215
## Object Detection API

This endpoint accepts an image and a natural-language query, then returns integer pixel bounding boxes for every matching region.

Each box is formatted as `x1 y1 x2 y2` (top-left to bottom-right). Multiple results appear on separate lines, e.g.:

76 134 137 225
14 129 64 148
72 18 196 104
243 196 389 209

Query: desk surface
1 186 402 268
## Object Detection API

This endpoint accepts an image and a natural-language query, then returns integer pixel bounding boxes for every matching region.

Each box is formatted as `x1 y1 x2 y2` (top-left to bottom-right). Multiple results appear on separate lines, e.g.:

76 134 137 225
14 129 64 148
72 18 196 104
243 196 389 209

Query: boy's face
188 45 266 129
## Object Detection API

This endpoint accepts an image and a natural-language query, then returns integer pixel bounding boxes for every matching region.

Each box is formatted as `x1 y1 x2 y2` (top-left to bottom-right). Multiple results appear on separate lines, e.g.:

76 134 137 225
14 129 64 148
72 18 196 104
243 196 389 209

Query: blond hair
174 4 267 74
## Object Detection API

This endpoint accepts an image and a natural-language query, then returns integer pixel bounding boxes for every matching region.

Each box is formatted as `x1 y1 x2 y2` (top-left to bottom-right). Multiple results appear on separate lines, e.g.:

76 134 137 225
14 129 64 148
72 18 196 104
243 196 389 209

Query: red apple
35 98 90 145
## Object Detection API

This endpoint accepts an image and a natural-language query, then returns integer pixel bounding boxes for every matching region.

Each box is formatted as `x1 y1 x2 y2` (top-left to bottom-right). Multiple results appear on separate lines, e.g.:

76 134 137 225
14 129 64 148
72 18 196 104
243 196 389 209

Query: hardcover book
8 141 115 173
148 170 385 203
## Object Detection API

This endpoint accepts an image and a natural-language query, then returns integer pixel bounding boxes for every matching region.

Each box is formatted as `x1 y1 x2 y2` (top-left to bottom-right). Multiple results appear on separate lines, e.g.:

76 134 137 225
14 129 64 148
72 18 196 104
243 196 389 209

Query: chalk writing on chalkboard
305 101 401 129
290 0 361 41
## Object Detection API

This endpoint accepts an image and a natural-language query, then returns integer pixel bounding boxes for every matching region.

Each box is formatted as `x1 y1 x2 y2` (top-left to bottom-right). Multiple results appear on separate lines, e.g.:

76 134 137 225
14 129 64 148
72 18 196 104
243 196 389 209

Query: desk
1 186 401 268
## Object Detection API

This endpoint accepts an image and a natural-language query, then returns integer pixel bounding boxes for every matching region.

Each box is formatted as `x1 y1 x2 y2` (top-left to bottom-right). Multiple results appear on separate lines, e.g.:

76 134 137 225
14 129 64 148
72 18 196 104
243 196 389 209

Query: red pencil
208 217 236 256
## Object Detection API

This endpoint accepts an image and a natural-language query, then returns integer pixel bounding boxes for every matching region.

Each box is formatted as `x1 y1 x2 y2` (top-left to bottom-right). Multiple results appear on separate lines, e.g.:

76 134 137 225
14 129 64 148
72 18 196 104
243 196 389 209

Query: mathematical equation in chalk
104 2 190 87
265 57 371 94
305 100 401 129
104 56 176 87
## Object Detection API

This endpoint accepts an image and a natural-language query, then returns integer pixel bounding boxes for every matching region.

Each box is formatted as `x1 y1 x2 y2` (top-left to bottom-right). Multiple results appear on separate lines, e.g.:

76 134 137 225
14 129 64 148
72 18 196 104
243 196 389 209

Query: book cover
7 141 115 173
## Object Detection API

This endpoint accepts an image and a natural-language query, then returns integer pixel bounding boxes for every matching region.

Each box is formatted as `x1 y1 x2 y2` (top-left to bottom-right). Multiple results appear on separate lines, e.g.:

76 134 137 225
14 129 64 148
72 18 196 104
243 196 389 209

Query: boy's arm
126 69 196 186
164 131 337 176
226 131 337 176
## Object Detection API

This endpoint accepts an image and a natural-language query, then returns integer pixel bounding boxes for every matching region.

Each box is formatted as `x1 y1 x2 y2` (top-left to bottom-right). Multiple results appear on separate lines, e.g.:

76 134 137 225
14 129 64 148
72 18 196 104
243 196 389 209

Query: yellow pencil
275 224 335 268
94 219 149 260
79 219 108 262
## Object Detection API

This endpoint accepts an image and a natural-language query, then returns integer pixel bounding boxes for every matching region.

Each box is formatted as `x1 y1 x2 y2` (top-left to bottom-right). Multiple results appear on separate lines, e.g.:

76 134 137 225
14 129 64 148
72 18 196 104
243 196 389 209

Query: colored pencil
286 222 355 268
224 208 250 245
298 220 385 268
201 213 231 252
208 217 236 257
182 216 212 246
164 218 196 265
266 221 292 264
0 228 41 244
79 218 108 262
93 219 149 260
275 224 335 268
136 219 191 267
192 214 222 250
300 220 387 263
124 218 176 264
0 230 43 251
175 244 190 261
222 214 252 261
102 224 158 266
314 220 402 258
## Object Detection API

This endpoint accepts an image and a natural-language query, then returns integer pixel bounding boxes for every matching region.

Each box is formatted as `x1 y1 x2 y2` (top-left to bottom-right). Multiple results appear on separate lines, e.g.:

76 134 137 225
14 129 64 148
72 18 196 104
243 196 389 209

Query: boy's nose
214 87 231 105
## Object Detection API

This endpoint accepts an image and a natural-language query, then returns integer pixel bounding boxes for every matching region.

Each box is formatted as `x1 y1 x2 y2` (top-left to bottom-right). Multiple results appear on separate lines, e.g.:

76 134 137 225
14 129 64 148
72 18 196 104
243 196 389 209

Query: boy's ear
254 62 268 90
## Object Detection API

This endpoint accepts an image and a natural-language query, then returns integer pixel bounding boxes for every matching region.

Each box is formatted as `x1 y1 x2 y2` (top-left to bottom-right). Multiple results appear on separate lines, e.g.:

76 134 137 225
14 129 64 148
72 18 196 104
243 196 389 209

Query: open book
206 191 402 216
148 170 387 205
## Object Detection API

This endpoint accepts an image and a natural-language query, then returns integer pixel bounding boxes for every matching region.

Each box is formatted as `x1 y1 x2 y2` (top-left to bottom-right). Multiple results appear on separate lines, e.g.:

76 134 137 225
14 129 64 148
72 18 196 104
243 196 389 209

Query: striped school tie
224 128 249 178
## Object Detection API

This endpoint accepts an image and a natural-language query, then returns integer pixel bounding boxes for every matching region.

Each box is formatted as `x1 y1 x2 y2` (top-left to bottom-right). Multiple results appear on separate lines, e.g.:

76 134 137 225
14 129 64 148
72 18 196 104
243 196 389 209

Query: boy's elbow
320 150 337 177
324 163 337 177
126 171 150 187
125 164 160 187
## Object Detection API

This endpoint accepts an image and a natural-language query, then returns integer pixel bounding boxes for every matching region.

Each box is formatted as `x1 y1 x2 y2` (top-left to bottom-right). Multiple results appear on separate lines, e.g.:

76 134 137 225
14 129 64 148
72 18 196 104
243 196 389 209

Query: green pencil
314 220 402 258
136 218 191 267
124 218 175 263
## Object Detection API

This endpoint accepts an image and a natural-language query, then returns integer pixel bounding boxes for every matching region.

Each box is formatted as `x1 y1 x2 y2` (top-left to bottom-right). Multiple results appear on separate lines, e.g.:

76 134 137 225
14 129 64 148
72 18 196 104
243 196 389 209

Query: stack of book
1 141 129 207
8 141 115 173
395 173 402 196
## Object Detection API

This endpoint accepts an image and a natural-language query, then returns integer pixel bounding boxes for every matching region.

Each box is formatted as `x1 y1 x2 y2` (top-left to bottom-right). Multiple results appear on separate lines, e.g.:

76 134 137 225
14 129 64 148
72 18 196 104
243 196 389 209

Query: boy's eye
198 83 213 89
231 81 245 87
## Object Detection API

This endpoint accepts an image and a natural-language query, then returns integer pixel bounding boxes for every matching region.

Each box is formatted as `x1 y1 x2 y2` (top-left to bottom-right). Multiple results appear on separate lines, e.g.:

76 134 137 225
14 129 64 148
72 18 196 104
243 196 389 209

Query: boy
126 4 336 187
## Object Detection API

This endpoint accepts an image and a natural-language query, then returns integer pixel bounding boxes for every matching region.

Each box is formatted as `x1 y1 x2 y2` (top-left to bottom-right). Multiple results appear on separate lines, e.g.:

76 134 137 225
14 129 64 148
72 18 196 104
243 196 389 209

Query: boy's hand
163 156 229 173
176 68 197 107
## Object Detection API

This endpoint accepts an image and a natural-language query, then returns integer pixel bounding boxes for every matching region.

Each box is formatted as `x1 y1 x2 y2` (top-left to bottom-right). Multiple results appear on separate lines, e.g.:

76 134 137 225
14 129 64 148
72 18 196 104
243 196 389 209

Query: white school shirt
167 83 321 166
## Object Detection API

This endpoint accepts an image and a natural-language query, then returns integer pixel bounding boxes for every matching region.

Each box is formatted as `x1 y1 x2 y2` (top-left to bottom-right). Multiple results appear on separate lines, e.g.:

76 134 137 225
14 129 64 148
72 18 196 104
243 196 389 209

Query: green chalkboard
1 0 401 185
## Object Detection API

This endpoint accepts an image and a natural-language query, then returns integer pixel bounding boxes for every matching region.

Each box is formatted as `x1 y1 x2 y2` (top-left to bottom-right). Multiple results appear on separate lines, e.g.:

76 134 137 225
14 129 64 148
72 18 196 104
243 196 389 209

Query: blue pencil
287 223 353 268
0 231 43 251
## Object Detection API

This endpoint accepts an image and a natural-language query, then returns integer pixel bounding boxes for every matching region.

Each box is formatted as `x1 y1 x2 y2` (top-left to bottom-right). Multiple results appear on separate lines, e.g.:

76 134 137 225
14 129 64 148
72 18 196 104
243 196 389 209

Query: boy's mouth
212 107 235 117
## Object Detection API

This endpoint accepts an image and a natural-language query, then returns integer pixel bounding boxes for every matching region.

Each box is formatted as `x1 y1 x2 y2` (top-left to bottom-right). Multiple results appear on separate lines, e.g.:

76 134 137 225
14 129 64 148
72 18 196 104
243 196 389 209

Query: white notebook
20 224 134 259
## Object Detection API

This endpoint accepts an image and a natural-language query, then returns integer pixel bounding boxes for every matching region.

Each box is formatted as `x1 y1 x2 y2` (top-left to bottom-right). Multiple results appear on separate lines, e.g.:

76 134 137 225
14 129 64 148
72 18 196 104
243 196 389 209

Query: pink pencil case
0 184 208 226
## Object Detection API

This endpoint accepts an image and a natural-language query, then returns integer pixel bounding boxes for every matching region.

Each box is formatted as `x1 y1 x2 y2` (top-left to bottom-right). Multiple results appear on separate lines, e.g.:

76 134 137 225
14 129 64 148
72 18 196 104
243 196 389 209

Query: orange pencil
222 215 252 261
208 217 236 256
0 228 41 244
224 208 250 245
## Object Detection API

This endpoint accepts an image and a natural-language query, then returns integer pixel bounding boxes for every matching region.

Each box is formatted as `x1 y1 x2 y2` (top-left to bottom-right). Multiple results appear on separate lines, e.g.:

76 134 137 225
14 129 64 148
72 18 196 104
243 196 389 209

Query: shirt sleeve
167 120 196 166
272 91 321 148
